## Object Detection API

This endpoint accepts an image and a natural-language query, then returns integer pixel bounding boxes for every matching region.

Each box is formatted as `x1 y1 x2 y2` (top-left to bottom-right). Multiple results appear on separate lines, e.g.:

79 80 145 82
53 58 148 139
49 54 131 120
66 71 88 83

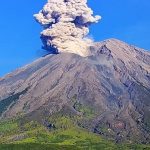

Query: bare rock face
0 39 150 143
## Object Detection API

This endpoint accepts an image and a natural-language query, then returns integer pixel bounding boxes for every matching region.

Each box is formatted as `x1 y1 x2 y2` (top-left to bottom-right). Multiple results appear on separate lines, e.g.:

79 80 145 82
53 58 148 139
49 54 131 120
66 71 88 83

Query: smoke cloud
34 0 101 57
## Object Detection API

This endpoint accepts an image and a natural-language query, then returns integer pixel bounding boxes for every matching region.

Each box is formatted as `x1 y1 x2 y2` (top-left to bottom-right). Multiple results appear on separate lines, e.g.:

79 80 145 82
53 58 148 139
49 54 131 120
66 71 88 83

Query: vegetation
0 88 28 115
71 95 96 119
0 111 150 150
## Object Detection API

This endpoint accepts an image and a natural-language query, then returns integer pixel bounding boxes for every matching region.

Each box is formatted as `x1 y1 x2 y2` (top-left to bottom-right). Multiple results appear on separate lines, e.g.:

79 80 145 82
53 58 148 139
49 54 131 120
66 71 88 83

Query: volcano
0 39 150 146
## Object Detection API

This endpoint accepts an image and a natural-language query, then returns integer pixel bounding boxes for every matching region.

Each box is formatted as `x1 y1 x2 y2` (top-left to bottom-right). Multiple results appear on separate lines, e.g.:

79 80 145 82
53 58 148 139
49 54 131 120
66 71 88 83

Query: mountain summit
0 39 150 143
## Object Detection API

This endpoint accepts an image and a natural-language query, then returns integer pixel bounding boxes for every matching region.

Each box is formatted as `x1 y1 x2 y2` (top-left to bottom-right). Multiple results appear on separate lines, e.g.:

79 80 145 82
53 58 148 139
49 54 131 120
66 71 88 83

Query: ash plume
34 0 101 57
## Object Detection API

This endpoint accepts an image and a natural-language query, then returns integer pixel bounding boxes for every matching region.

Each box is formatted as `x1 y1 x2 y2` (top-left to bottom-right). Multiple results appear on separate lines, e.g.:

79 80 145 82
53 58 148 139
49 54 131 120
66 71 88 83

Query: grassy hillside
0 116 150 150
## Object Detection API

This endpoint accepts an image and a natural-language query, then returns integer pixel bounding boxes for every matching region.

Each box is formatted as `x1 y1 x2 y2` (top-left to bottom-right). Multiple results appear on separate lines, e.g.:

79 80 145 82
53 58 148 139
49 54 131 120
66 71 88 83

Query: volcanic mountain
0 39 150 144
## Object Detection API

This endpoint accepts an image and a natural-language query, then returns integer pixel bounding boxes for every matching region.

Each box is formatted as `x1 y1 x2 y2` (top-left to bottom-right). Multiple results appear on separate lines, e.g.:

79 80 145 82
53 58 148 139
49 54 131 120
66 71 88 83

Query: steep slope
0 39 150 143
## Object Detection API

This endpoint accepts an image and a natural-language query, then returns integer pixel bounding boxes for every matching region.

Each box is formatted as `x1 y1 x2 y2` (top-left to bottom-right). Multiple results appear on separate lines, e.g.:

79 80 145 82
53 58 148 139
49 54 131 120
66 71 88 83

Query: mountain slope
0 118 150 150
0 39 150 143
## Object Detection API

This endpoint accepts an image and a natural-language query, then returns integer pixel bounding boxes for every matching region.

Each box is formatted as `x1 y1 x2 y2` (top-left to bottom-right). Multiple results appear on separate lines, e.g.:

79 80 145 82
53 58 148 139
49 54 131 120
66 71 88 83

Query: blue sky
0 0 150 76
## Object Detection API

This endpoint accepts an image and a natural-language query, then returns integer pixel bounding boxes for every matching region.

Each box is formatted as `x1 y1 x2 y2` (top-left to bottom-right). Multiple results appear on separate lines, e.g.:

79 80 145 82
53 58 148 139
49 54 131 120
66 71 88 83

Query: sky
0 0 150 76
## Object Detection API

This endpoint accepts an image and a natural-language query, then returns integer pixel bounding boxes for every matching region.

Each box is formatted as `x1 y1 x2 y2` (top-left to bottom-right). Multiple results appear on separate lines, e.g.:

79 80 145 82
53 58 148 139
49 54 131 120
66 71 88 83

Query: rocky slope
0 39 150 143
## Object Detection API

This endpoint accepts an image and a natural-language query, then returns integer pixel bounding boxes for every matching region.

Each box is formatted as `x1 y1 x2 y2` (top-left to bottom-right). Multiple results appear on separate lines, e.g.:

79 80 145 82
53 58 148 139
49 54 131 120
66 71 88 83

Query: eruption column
34 0 101 57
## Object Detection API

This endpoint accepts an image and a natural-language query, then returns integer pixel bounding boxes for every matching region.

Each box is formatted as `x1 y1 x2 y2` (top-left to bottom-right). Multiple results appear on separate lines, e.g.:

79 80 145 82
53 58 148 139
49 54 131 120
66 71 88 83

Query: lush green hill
1 144 150 150
0 115 150 150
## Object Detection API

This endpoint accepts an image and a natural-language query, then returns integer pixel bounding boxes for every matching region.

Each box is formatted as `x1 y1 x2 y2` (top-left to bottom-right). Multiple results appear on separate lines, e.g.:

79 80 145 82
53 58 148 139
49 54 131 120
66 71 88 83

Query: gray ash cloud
34 0 101 57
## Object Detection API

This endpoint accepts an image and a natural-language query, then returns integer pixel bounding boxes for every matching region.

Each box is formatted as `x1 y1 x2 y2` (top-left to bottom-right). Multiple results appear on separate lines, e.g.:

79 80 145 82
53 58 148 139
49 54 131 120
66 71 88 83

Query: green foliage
0 120 18 135
71 95 96 119
0 143 150 150
0 144 80 150
0 114 150 150
23 121 40 131
47 116 76 129
74 101 95 118
0 88 28 115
